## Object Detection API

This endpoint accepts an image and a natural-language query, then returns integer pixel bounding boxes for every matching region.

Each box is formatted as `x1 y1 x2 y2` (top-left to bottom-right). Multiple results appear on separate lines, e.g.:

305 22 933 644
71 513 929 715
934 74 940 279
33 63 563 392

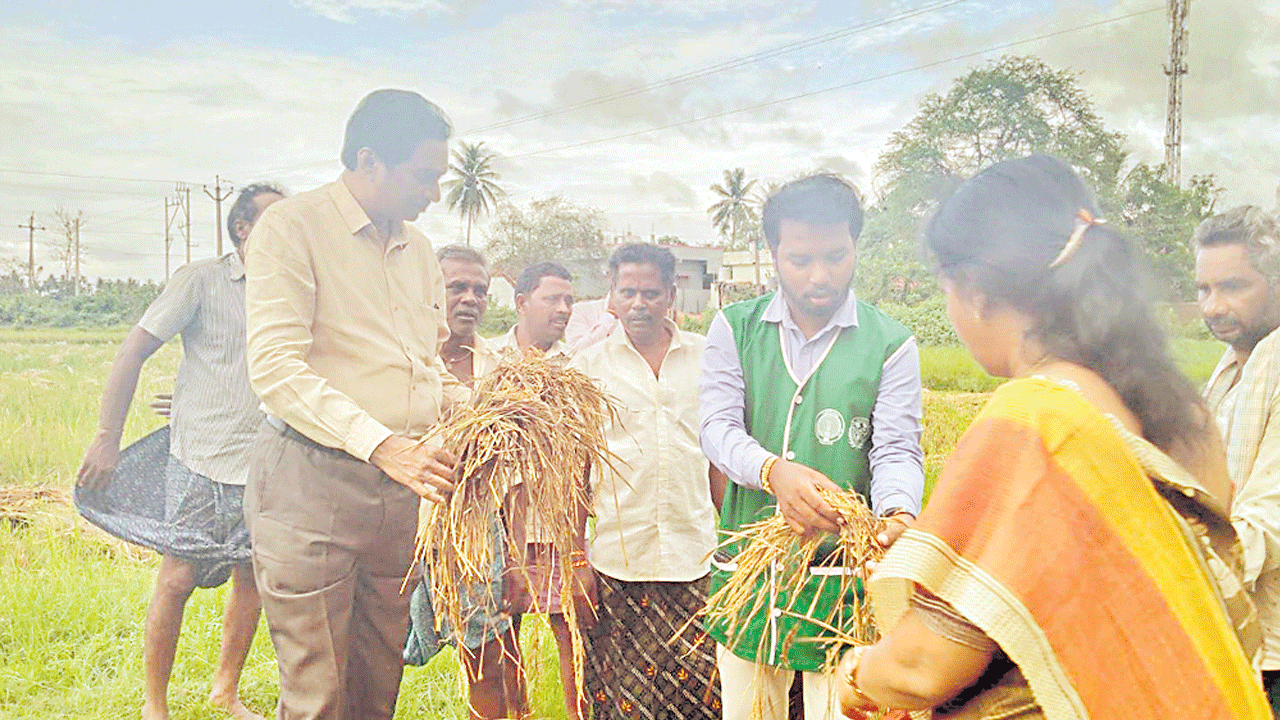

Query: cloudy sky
2 0 1277 281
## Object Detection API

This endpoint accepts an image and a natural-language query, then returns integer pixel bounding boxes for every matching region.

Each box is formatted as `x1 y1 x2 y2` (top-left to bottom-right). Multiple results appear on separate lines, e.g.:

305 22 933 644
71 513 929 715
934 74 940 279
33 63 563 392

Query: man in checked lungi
403 245 527 720
699 174 924 720
76 183 285 720
570 242 727 720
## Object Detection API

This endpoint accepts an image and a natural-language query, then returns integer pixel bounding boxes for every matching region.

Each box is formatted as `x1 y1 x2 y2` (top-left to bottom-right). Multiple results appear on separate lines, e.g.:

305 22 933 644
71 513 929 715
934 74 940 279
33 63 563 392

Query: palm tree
709 168 761 286
442 141 505 246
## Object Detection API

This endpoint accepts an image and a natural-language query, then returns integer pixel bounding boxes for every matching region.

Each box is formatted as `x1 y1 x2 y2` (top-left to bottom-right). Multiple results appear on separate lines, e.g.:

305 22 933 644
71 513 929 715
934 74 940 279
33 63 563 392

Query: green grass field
0 328 1229 719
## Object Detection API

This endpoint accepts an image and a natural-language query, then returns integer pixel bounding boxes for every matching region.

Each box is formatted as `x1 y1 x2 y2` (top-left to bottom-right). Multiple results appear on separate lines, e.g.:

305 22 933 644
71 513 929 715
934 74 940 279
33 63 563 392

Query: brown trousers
244 425 417 720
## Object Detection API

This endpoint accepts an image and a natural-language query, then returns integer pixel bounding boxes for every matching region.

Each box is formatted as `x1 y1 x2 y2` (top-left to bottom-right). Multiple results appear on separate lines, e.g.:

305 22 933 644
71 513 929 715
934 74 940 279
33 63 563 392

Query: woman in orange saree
837 155 1268 719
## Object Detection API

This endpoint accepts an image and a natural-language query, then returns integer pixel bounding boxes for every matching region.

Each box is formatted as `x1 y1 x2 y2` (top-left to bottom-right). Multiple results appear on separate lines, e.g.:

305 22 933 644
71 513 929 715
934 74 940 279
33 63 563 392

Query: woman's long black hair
925 154 1206 453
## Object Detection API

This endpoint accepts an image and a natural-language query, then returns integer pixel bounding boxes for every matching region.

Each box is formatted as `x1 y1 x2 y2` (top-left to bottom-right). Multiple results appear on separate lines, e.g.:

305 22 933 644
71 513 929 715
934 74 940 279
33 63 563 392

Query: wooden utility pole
182 185 192 264
73 216 81 296
164 197 181 280
203 175 233 257
18 213 44 289
1164 0 1191 185
164 198 171 280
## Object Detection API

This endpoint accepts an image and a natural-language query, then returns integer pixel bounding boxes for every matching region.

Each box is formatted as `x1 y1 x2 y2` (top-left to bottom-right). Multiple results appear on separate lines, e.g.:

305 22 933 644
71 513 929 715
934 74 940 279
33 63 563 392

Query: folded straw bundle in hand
700 488 888 664
413 349 615 691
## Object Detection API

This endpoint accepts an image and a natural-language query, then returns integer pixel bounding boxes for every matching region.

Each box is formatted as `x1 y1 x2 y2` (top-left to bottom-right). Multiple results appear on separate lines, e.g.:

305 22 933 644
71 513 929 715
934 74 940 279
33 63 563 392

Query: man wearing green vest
699 174 924 720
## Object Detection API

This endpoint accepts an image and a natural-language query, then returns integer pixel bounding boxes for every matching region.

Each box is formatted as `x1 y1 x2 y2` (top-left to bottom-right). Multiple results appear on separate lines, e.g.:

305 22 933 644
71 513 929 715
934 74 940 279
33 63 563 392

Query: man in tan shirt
244 89 458 720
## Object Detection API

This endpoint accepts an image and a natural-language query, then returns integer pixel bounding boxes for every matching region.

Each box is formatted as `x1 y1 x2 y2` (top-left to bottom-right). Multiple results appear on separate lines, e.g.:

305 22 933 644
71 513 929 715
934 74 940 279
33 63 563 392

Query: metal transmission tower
1164 0 1191 185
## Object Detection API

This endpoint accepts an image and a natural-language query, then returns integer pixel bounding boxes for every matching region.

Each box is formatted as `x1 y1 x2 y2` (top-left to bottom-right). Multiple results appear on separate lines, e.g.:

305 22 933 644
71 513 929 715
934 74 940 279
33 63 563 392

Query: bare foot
209 693 268 720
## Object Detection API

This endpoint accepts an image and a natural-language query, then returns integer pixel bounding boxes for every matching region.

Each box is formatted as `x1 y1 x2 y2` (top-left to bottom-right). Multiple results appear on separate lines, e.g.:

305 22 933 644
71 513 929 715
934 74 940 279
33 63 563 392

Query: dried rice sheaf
699 488 888 665
412 349 617 693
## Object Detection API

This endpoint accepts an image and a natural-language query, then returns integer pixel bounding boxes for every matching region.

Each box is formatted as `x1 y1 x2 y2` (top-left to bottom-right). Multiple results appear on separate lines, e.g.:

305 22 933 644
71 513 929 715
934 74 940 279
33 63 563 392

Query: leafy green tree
855 206 938 306
442 141 505 246
860 54 1216 304
709 168 761 284
878 55 1127 210
483 196 609 278
1117 164 1220 300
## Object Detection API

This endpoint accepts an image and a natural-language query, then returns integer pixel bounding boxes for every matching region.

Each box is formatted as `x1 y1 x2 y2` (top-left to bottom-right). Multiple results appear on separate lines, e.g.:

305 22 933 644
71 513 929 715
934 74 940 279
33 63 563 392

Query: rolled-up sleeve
244 209 393 461
699 312 774 490
868 336 925 516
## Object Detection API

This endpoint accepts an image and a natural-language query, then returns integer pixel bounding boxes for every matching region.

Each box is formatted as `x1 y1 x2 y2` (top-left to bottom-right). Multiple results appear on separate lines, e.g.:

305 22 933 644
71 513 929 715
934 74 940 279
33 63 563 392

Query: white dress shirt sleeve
868 336 925 516
699 311 774 490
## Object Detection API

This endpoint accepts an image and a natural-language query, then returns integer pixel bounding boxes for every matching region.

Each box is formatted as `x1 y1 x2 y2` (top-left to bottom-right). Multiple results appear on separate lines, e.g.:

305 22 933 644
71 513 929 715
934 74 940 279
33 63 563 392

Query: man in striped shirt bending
77 183 284 720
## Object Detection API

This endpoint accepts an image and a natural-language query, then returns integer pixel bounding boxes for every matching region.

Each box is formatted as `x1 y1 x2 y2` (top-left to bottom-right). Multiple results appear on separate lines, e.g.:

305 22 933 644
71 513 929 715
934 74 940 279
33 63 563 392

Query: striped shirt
137 252 261 486
1204 328 1280 670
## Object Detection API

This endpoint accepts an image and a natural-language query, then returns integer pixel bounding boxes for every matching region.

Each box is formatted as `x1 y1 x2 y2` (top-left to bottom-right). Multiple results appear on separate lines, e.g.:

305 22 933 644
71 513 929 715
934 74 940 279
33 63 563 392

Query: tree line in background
2 55 1225 328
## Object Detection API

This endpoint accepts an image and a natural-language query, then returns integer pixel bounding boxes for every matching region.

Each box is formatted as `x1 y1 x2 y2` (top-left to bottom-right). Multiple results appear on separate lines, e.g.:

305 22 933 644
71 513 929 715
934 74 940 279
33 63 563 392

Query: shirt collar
497 324 568 356
761 289 859 334
224 251 245 281
469 333 499 358
606 317 683 352
328 177 410 249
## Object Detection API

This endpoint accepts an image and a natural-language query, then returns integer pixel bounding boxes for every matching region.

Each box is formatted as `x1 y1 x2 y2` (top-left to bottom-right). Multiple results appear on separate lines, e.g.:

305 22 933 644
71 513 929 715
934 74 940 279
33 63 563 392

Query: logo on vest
848 417 871 448
814 408 846 446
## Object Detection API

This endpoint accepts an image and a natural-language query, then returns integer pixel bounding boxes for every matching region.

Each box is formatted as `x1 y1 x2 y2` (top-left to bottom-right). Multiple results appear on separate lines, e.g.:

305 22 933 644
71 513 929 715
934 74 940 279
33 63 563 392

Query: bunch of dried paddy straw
700 488 888 663
413 349 616 691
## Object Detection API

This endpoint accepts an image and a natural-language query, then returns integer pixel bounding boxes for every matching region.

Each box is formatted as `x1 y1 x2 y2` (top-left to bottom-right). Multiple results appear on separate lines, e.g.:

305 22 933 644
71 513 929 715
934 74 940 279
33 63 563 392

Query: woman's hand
837 647 881 719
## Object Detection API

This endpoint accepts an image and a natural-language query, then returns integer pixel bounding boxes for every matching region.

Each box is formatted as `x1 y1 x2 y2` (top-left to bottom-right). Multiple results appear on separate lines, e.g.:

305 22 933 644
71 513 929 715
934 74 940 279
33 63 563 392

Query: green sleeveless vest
708 292 912 671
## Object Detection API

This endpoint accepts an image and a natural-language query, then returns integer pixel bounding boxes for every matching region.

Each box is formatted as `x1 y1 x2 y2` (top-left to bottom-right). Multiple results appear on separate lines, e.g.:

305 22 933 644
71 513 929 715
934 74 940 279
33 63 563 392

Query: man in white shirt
1196 205 1280 712
570 243 726 720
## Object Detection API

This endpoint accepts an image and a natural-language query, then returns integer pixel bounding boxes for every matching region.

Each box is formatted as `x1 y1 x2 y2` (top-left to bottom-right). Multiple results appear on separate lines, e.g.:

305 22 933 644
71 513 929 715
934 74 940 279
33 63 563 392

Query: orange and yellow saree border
869 378 1267 720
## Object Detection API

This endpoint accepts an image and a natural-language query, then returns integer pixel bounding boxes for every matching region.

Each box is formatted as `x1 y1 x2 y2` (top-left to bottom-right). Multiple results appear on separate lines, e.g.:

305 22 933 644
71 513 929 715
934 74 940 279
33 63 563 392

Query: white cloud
290 0 451 23
563 0 794 17
5 0 1278 280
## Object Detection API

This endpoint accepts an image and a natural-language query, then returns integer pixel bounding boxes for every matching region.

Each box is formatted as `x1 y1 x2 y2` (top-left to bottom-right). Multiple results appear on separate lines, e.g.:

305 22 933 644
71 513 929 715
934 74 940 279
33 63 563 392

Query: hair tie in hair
1050 208 1108 268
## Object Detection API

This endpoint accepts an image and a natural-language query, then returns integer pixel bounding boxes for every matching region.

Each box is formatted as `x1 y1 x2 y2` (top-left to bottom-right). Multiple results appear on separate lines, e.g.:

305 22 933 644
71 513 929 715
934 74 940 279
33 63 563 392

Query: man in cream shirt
244 89 460 720
570 243 726 720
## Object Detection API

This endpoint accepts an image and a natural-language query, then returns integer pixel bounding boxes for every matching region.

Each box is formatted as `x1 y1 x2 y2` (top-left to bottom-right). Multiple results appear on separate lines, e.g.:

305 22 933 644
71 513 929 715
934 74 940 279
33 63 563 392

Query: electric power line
0 181 162 198
506 5 1165 161
236 0 975 178
0 168 199 185
466 0 972 134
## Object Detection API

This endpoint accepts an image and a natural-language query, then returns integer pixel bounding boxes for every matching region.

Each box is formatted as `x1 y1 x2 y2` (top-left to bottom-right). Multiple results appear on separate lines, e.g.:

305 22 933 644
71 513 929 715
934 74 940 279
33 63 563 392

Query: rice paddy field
0 327 1226 719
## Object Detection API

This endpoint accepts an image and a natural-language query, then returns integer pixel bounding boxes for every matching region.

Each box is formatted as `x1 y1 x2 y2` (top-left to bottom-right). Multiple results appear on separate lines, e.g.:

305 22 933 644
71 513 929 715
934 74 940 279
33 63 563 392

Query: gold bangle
843 646 879 712
760 455 779 494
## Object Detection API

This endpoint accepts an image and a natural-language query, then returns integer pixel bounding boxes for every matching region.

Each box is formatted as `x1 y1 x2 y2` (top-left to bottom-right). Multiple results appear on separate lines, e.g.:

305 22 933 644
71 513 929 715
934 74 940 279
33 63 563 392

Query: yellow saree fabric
869 377 1268 720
